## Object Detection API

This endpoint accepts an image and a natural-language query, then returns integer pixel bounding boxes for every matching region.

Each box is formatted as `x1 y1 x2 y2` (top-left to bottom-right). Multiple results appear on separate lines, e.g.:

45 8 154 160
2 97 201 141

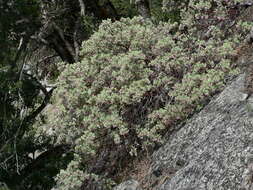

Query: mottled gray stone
113 179 142 190
148 74 253 190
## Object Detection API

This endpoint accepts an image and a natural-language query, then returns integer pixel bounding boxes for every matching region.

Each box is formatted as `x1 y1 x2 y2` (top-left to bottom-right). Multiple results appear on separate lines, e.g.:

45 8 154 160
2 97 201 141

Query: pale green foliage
47 0 253 188
53 160 84 190
53 154 115 190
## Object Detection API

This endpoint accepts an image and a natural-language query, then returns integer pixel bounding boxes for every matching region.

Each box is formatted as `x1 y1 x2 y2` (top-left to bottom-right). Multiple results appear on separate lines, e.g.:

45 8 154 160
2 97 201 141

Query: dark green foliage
0 0 39 66
0 68 71 189
111 0 137 17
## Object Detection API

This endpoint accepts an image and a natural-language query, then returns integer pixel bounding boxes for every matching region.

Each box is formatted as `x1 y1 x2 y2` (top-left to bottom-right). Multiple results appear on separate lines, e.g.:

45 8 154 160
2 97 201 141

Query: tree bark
135 0 151 19
46 24 76 64
84 0 119 20
38 0 120 64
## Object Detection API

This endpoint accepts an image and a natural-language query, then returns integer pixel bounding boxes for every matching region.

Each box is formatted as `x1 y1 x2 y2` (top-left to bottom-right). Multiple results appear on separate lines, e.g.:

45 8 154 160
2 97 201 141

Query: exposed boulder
113 179 142 190
143 74 253 189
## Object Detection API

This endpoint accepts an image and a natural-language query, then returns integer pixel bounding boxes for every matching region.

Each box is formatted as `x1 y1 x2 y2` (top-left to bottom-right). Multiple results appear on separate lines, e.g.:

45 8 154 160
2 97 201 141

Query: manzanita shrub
47 1 253 188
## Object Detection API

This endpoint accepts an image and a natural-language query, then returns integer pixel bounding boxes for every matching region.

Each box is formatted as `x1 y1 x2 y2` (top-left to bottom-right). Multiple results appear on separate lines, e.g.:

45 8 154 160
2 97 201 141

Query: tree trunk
46 24 76 64
39 0 120 64
84 0 119 20
135 0 151 19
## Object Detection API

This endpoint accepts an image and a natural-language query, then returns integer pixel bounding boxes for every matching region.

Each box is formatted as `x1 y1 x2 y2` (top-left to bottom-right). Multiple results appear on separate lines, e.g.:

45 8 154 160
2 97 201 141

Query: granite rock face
113 180 142 190
146 74 253 190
